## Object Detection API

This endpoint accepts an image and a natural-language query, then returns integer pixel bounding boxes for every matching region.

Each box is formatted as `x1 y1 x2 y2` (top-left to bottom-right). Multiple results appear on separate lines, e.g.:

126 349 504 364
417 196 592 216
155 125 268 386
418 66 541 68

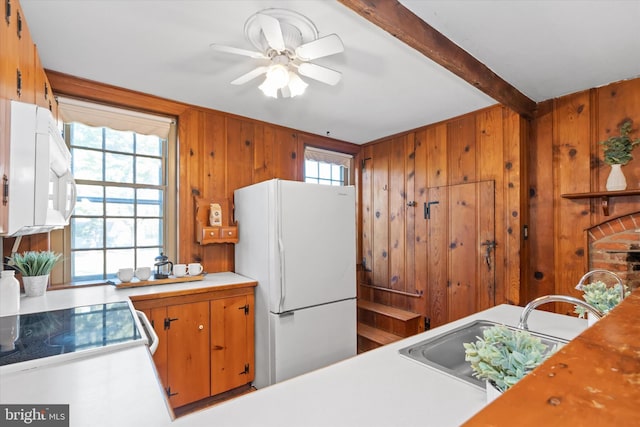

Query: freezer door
262 299 356 388
275 181 356 313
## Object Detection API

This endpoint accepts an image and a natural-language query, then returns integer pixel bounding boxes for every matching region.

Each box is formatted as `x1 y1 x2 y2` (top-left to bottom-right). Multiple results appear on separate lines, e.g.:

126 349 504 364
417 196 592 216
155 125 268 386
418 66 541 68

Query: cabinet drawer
219 227 237 240
199 226 239 244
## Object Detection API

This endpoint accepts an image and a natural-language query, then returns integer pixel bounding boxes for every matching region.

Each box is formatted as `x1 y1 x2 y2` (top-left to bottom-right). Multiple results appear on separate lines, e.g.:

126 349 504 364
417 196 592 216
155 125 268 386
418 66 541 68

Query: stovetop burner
0 301 141 368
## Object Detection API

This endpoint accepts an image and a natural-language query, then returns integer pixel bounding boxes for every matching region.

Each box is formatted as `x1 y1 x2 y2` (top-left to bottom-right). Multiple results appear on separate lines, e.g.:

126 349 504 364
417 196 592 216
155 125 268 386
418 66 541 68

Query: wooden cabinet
210 294 254 395
132 283 256 409
194 197 239 245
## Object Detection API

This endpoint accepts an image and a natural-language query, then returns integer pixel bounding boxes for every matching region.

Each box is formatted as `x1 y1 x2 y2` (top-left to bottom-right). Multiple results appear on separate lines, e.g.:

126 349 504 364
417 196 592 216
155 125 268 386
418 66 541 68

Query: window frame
50 105 177 287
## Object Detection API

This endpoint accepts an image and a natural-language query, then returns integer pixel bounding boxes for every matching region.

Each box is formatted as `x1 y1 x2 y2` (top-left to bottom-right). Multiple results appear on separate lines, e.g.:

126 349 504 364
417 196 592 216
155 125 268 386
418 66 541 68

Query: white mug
173 264 187 277
117 268 134 282
135 266 151 281
188 263 203 276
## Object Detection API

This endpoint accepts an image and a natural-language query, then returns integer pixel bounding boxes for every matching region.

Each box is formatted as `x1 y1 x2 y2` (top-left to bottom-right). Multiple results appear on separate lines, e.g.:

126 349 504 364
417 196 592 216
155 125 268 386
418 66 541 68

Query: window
304 147 353 186
59 98 176 284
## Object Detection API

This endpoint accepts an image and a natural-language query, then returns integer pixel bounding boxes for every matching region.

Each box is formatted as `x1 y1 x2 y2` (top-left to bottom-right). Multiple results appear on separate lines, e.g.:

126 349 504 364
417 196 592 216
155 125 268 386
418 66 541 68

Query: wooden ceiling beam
337 0 537 119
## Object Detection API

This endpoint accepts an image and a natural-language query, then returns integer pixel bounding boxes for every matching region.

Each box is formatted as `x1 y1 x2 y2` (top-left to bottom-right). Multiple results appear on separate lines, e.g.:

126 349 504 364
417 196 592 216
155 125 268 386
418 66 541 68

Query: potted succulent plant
8 251 62 297
463 324 559 402
600 119 640 191
574 280 630 324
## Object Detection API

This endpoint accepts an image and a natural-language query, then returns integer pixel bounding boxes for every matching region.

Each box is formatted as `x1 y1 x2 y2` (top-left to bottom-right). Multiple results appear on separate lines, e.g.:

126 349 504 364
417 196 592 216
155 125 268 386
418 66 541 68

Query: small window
304 147 353 186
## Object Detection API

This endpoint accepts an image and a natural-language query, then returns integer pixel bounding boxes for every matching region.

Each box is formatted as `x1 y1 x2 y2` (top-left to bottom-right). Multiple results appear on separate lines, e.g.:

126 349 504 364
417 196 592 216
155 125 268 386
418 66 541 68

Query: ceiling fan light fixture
287 72 308 98
258 78 279 98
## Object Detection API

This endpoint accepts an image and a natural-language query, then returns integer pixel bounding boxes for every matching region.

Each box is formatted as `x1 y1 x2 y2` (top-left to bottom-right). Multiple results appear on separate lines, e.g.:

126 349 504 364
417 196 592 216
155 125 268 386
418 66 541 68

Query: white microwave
2 101 76 237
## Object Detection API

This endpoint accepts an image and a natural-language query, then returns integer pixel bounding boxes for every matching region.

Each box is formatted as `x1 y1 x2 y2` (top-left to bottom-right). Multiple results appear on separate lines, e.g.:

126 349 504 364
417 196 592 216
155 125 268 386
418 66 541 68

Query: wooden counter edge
463 289 640 426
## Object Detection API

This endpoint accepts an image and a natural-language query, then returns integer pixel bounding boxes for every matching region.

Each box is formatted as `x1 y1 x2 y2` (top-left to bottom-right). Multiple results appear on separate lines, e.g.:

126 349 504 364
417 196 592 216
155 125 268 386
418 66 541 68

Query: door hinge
166 387 178 398
5 0 10 25
239 363 250 375
164 317 178 330
238 304 250 315
424 200 439 219
2 175 8 206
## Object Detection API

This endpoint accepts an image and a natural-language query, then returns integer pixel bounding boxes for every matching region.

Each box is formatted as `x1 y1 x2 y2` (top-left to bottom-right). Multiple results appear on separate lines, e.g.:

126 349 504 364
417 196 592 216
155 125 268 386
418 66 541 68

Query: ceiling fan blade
257 14 285 52
297 63 342 86
230 66 269 85
295 34 344 61
210 43 266 59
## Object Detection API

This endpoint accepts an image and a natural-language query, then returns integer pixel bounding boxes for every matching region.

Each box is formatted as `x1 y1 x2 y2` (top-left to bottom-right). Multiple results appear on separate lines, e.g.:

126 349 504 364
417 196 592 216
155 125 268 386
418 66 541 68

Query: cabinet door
210 294 254 395
166 300 210 408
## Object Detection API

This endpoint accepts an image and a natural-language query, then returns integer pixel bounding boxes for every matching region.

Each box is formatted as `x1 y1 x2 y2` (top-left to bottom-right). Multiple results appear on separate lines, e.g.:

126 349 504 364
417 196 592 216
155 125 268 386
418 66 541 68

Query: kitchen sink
398 320 567 389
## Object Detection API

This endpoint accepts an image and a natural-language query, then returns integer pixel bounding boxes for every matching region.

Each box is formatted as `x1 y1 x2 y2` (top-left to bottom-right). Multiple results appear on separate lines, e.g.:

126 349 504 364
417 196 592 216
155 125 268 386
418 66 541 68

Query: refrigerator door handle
279 311 294 317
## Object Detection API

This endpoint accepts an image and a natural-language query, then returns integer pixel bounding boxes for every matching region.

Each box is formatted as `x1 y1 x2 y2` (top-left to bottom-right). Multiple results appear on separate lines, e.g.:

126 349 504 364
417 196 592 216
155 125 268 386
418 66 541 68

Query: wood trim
46 69 190 116
337 0 537 118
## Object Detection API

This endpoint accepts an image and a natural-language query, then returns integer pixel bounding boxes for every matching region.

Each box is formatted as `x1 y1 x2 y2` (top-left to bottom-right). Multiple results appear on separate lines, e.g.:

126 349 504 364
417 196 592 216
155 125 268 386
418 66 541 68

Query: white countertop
0 276 588 427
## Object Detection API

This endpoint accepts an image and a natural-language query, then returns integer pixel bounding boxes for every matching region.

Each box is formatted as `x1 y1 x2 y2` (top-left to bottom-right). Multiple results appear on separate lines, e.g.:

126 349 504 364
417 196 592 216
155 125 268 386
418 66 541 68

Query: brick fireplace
588 212 640 290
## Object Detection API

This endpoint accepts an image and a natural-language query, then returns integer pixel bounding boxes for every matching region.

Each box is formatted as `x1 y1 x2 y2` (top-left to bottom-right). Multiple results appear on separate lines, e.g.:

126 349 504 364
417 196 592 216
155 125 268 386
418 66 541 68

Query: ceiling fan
211 8 344 98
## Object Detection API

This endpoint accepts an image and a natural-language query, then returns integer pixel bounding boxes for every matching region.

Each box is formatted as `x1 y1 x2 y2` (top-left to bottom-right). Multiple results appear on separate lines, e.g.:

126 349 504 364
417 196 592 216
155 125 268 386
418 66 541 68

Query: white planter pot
23 275 50 297
605 164 627 191
587 312 599 327
486 381 503 404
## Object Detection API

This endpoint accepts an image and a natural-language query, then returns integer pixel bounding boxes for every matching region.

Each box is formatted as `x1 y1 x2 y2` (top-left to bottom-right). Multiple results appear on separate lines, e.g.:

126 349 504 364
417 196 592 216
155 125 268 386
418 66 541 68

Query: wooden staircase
357 299 423 353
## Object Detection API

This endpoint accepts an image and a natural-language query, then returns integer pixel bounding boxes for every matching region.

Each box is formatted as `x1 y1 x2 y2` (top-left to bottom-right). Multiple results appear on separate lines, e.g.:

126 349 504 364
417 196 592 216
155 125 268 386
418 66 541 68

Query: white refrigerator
234 179 357 389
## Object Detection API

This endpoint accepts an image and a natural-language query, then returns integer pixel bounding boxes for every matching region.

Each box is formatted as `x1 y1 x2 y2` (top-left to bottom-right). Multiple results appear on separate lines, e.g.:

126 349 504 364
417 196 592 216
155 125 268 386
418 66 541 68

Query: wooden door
427 180 496 326
166 300 210 408
210 294 255 395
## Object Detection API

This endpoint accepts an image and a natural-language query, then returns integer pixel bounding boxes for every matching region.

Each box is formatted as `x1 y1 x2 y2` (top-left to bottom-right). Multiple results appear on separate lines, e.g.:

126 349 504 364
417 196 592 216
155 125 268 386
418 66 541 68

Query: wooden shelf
194 197 238 245
561 189 640 216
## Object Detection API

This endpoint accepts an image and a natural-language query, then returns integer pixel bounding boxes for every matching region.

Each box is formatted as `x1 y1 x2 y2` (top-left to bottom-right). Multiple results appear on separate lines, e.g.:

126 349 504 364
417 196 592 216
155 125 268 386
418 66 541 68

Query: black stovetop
0 302 141 367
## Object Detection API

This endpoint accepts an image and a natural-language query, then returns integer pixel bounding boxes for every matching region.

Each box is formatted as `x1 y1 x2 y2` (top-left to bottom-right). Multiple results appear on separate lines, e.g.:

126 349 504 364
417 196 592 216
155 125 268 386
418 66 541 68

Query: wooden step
357 322 403 347
357 299 422 338
357 299 421 322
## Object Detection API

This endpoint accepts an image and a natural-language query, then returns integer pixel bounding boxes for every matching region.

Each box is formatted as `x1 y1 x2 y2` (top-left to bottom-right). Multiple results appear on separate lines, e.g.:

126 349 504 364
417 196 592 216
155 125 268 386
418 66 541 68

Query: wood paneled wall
359 105 526 324
528 77 640 313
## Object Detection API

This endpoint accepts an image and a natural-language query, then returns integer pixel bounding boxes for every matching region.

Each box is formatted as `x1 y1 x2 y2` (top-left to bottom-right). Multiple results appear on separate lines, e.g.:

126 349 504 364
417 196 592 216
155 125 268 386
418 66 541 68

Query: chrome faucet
575 269 625 301
518 295 603 330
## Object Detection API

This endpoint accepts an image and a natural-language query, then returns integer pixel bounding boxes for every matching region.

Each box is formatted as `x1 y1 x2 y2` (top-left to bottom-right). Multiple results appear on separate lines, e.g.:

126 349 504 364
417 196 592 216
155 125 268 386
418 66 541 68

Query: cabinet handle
198 324 204 330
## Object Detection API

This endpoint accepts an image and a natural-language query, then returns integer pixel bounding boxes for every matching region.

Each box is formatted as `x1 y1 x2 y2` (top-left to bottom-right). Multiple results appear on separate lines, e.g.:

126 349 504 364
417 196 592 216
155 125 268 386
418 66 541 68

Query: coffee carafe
154 252 173 279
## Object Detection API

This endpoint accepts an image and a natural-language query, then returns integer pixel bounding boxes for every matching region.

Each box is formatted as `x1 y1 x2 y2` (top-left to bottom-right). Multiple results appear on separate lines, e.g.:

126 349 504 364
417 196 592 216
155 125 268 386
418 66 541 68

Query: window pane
318 163 331 179
73 250 104 281
332 165 343 181
106 218 134 247
105 128 134 153
137 218 162 246
72 217 103 249
75 184 104 216
137 248 160 270
136 134 162 156
106 186 134 216
136 156 162 185
305 160 318 178
72 148 103 181
137 189 163 217
105 153 134 183
70 123 102 149
106 249 135 277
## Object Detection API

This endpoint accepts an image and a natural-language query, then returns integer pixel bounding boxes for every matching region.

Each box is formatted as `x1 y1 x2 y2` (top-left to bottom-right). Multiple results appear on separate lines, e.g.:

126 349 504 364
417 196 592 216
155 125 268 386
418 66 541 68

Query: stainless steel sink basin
398 320 567 389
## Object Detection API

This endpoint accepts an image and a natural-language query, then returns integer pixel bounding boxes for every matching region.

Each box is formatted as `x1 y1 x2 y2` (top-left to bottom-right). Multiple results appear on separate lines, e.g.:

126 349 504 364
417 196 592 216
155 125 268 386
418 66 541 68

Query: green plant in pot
574 280 630 319
8 251 61 297
600 119 640 191
463 325 559 400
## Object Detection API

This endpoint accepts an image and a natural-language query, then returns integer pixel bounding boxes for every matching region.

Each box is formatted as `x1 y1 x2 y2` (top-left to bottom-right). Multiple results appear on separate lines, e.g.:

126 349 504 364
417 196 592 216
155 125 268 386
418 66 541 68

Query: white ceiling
20 0 640 145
